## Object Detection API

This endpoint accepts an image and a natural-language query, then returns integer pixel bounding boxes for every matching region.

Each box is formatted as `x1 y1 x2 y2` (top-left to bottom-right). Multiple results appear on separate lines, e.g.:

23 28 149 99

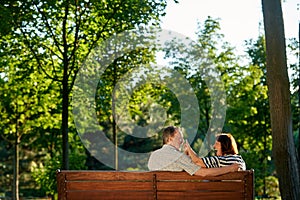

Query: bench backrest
56 170 254 200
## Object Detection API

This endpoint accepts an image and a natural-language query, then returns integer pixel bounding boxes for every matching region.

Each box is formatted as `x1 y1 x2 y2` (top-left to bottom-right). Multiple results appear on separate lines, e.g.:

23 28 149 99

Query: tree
0 35 61 200
7 0 172 170
163 16 286 197
228 36 277 197
286 37 300 162
262 0 300 199
164 17 239 152
93 45 160 170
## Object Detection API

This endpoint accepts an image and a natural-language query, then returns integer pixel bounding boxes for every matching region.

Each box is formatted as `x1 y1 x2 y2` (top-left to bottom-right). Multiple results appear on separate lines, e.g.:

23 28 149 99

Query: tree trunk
262 0 300 199
62 1 70 170
298 22 300 174
62 70 69 170
12 133 19 200
112 61 118 170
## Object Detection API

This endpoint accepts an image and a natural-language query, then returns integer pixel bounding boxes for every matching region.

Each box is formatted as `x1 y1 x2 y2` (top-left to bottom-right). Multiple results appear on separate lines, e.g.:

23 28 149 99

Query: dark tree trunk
262 0 300 199
298 22 300 175
62 1 70 170
62 72 69 170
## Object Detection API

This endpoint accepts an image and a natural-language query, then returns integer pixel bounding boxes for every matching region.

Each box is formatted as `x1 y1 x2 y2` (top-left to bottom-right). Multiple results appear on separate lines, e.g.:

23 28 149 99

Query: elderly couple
148 126 246 176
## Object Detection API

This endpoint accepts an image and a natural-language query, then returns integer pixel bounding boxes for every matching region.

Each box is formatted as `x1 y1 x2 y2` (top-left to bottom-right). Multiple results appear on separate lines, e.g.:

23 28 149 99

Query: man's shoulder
150 146 164 155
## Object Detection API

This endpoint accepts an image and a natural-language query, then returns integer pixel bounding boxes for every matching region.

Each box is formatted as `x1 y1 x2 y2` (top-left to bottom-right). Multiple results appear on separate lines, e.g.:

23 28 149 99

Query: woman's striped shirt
201 154 246 170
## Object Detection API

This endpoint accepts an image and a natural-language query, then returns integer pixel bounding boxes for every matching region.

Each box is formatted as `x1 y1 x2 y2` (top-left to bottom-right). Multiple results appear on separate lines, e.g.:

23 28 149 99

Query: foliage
227 36 276 197
0 0 174 197
163 17 282 198
164 16 240 148
32 143 87 197
90 46 183 169
2 0 173 171
287 37 299 152
0 33 61 197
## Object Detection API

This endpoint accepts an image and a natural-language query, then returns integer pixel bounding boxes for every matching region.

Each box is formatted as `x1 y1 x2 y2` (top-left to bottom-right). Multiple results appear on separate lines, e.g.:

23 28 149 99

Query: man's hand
230 163 239 172
184 140 194 156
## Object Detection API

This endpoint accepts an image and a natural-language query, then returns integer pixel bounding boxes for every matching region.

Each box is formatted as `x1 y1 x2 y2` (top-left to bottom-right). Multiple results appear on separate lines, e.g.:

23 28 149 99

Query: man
148 126 239 176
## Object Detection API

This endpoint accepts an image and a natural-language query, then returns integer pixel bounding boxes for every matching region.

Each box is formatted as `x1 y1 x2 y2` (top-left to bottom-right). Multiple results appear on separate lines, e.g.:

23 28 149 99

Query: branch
33 1 63 55
86 2 122 56
67 0 82 92
19 27 58 81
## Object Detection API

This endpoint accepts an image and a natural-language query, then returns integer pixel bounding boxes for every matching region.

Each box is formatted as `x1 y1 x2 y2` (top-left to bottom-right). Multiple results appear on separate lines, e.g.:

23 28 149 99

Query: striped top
202 154 246 170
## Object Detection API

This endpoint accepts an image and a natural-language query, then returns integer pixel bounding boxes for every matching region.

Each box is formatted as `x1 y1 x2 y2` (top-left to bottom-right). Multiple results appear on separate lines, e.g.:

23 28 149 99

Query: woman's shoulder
221 154 244 160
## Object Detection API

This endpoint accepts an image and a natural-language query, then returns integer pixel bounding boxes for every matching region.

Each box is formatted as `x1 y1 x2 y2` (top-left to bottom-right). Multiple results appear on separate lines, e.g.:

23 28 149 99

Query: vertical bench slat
244 169 255 199
152 174 157 200
56 170 66 200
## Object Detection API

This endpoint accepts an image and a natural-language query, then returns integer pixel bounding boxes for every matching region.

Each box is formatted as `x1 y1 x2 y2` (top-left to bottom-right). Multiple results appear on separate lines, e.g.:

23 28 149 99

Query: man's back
148 144 200 175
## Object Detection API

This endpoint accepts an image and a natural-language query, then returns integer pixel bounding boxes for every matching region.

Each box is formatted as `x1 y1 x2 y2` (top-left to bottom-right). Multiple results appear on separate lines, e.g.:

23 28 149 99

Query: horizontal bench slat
66 191 154 200
66 181 153 191
157 181 244 191
65 171 153 181
157 191 244 200
155 171 250 180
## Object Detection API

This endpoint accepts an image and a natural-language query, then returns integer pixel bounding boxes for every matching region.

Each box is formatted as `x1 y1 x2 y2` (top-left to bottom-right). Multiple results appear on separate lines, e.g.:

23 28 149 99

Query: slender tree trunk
62 69 69 170
112 61 118 170
262 0 300 199
113 111 118 170
62 1 70 170
298 21 300 174
13 133 19 200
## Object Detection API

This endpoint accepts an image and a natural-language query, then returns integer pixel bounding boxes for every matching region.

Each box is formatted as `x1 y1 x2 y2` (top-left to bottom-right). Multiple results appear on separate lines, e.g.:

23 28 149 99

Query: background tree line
0 0 299 199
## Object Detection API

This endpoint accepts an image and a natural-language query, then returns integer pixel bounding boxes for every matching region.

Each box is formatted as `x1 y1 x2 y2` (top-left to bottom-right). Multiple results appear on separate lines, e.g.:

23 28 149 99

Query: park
0 0 299 199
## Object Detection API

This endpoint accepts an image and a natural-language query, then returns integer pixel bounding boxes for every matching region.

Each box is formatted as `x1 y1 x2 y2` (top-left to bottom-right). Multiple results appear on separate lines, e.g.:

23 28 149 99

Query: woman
185 133 246 170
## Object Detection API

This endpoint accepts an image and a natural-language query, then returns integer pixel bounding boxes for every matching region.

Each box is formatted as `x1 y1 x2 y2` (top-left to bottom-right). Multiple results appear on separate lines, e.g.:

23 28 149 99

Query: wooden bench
56 169 254 200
